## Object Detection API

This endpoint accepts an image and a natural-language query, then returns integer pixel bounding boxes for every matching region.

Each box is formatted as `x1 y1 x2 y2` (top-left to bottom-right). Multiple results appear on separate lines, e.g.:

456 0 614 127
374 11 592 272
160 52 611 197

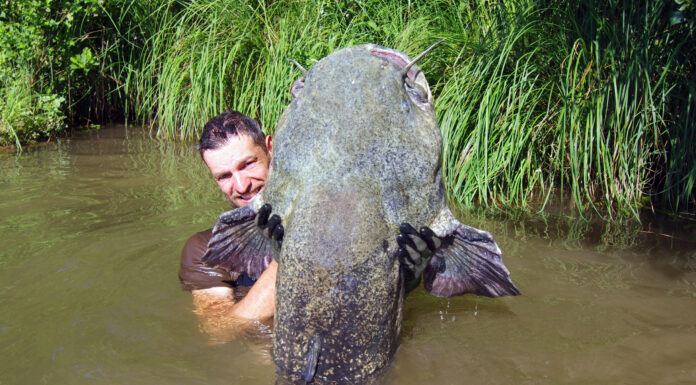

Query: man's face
202 134 273 208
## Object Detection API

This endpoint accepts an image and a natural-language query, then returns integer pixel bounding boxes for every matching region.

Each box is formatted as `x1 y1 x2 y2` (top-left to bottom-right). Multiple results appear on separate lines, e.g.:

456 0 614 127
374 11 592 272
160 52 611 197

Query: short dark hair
198 111 267 157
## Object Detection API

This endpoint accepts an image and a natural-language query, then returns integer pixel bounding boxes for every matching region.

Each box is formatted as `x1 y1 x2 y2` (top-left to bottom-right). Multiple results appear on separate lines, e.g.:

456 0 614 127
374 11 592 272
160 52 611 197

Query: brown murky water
1 126 695 384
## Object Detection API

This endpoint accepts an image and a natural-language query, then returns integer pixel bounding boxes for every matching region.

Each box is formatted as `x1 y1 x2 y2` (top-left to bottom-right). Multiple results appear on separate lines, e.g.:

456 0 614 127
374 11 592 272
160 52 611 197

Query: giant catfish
202 43 520 384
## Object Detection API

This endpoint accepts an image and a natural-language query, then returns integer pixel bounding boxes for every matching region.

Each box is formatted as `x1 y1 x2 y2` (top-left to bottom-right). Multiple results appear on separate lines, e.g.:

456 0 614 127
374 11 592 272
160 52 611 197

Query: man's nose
233 172 252 193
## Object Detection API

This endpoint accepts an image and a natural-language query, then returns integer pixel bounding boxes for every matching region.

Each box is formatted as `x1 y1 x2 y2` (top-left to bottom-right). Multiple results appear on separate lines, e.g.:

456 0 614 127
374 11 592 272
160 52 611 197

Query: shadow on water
1 125 695 384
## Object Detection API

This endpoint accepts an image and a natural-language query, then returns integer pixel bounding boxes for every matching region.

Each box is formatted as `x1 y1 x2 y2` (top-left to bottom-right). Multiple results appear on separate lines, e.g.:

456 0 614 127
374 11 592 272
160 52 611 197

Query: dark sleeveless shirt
179 229 257 290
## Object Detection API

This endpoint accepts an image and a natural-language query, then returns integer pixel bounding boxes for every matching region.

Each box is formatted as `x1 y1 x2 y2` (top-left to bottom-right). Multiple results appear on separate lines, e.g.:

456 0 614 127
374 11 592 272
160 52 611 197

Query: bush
0 71 66 149
0 0 166 148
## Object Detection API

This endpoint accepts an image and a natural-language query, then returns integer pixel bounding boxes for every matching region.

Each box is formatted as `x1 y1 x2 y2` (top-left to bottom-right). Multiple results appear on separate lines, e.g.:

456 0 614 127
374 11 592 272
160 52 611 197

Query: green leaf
670 11 686 25
69 47 98 75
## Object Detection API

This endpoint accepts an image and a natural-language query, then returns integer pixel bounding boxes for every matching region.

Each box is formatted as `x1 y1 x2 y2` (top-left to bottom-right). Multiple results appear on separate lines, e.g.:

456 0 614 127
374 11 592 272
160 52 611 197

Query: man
180 111 437 336
179 111 277 330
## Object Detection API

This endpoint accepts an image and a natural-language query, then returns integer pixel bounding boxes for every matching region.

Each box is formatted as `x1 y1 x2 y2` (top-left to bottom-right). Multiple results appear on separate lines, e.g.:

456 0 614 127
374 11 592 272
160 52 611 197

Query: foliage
436 0 695 218
0 0 167 148
0 70 66 148
1 0 694 219
129 0 449 139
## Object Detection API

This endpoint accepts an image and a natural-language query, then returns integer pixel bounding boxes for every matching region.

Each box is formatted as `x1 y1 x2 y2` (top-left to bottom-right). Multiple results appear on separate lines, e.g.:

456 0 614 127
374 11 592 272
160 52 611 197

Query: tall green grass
121 0 694 219
435 0 695 218
129 0 449 139
437 2 553 212
3 0 693 219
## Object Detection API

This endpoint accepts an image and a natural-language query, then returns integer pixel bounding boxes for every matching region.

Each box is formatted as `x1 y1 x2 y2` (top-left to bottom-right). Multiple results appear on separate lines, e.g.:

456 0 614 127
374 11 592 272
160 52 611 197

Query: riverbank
2 0 694 219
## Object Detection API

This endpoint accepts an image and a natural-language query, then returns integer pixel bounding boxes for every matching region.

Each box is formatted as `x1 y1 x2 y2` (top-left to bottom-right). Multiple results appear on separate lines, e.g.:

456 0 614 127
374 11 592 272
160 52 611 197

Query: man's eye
217 173 231 181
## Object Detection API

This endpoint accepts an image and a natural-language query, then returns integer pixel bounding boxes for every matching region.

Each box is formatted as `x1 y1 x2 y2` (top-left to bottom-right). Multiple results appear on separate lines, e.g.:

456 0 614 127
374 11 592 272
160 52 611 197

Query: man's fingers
397 233 418 254
264 214 281 238
400 223 418 235
256 204 284 249
400 222 428 252
396 246 416 266
405 244 421 264
272 224 284 244
419 226 441 250
398 223 440 295
409 234 428 252
257 204 272 227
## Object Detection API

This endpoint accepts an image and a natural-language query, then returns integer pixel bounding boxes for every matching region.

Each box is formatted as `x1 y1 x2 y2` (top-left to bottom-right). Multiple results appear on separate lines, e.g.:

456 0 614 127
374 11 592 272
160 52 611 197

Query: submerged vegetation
1 0 694 219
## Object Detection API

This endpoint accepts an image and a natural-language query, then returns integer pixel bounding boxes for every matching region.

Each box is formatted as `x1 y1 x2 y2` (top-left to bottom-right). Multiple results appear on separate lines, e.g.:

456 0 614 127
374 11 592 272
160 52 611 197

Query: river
1 125 695 384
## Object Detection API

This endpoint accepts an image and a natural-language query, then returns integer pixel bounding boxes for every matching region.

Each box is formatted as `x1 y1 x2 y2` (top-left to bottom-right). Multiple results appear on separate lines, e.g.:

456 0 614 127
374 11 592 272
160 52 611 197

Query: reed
436 1 559 214
3 0 693 218
435 0 694 218
128 0 448 138
122 0 695 217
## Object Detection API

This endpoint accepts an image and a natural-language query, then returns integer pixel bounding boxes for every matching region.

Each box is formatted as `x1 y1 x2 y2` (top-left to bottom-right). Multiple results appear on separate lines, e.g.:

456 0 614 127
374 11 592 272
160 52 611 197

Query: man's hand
396 223 441 294
256 204 284 248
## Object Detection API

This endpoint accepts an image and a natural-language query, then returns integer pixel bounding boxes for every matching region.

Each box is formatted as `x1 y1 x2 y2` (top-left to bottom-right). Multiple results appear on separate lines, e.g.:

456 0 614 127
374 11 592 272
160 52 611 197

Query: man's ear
265 135 273 157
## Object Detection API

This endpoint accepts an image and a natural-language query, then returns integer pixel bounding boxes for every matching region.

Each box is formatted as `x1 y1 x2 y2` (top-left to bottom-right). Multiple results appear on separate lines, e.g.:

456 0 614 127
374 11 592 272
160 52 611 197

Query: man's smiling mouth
237 185 264 202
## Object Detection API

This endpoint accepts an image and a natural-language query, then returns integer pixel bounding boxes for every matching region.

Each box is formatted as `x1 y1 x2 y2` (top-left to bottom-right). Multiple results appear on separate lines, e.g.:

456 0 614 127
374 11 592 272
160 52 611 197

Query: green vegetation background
1 0 694 219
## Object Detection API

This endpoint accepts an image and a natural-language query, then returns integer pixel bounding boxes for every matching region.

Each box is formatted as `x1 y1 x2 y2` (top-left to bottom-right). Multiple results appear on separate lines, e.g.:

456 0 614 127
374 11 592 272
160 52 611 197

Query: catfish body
202 44 519 384
267 45 442 383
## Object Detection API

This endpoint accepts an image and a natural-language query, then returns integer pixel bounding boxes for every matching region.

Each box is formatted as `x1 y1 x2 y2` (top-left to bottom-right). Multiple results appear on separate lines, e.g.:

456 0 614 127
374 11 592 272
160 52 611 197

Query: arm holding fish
196 203 282 320
180 230 275 337
190 261 277 340
179 204 283 340
196 204 284 322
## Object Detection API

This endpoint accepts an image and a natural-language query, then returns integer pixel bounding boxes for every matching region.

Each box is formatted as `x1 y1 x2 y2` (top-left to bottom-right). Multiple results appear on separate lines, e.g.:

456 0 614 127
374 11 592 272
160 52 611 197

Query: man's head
199 111 273 208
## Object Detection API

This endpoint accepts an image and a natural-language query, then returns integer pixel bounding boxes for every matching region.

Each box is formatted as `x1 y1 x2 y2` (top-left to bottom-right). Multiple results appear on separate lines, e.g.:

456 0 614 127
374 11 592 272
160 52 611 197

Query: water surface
1 126 695 384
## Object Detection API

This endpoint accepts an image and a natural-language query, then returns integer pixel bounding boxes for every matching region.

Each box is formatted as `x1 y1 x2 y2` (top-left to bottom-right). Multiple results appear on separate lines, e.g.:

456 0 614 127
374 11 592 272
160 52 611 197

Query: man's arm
180 230 276 339
191 260 277 319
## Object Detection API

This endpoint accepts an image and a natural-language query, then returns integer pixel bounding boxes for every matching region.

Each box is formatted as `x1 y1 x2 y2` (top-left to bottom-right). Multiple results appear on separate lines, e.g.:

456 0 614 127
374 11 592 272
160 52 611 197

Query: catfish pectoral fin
424 209 520 298
201 204 277 280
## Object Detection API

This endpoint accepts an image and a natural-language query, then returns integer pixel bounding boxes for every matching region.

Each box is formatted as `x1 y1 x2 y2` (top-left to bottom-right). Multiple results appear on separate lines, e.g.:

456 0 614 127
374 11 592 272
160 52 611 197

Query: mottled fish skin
264 44 442 383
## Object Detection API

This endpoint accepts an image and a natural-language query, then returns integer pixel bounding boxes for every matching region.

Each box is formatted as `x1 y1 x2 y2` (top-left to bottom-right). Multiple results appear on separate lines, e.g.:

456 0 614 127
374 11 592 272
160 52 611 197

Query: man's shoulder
180 228 232 291
181 229 212 264
189 228 213 245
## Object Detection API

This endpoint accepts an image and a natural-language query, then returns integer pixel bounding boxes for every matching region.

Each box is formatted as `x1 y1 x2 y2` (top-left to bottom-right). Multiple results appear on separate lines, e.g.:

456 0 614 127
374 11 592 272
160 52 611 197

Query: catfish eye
291 77 305 99
404 77 429 109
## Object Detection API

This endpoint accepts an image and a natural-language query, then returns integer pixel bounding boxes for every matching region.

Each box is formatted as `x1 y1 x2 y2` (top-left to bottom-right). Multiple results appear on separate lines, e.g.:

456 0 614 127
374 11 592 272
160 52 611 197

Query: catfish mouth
368 46 434 109
369 48 417 81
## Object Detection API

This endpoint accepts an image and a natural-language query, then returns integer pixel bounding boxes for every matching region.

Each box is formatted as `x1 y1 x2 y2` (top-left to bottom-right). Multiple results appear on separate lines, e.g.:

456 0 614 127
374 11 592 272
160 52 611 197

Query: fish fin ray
201 205 275 279
424 211 520 298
